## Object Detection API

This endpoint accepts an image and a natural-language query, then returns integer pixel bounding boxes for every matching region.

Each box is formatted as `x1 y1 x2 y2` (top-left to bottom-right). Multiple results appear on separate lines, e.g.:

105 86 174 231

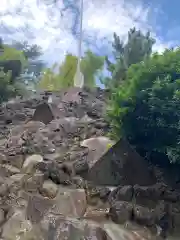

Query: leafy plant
107 48 180 163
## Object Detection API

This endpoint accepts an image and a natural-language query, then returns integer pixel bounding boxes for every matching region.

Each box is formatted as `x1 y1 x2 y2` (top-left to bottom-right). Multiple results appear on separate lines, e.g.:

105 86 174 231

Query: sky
0 0 180 66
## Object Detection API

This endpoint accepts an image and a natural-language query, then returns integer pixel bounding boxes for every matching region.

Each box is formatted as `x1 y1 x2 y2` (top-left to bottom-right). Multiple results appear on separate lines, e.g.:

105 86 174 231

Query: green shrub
107 48 180 163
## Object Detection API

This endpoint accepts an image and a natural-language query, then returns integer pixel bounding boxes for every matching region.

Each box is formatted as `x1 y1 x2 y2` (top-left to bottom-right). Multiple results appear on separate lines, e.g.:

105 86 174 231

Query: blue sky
144 0 180 46
0 0 180 66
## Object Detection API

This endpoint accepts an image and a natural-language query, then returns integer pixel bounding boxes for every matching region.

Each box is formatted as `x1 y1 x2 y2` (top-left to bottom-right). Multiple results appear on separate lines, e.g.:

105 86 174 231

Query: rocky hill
0 87 178 239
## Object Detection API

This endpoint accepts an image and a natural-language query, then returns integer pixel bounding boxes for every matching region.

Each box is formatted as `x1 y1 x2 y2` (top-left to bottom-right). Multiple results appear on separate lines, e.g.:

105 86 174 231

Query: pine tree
103 28 155 89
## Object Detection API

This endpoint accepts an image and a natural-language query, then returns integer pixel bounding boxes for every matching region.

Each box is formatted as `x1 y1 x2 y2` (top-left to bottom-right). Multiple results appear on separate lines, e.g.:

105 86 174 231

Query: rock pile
0 87 178 239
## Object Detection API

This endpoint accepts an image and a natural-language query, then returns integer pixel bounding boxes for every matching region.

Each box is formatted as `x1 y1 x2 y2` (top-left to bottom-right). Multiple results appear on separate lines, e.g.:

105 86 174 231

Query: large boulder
22 154 43 174
85 139 156 186
31 102 62 125
1 210 32 240
26 187 87 222
81 136 115 167
109 201 133 224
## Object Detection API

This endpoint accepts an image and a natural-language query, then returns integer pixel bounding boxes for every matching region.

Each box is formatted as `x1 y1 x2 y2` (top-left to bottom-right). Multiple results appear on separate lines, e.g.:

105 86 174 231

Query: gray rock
40 180 58 199
109 201 133 224
0 208 4 225
73 159 89 175
7 155 24 169
133 205 156 227
85 139 156 186
37 162 71 185
109 185 134 203
2 210 32 240
22 154 43 174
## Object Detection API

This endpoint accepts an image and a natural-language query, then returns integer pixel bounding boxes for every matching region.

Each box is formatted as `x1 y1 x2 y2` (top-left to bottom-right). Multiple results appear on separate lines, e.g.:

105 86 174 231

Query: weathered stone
40 214 111 240
99 187 111 201
85 139 157 186
0 208 5 225
24 172 44 193
7 155 24 169
73 158 89 175
31 102 54 124
71 176 85 188
43 152 63 162
37 161 71 185
40 179 58 199
134 184 165 200
156 202 175 238
26 188 87 222
22 154 43 174
134 184 167 208
11 121 45 136
133 205 156 227
109 185 133 203
103 221 153 240
62 87 82 104
2 210 32 240
0 183 9 197
13 112 27 122
1 164 20 176
10 173 26 183
0 153 7 164
162 189 180 202
172 212 180 234
81 136 115 167
83 207 109 222
52 187 87 217
109 201 133 224
26 194 53 223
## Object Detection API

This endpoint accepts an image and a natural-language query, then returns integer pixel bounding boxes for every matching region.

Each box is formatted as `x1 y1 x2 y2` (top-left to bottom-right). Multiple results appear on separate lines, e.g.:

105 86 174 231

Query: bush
107 48 180 163
0 40 29 102
0 70 14 102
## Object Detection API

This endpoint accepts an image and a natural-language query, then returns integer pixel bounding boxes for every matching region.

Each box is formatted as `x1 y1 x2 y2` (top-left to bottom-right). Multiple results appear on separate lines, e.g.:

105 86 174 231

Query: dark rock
172 212 180 234
133 205 155 227
85 138 157 186
71 176 86 188
85 184 111 202
73 158 89 175
26 194 53 223
99 187 111 201
40 214 111 240
134 183 165 201
162 189 180 202
37 162 71 185
109 201 133 224
32 102 62 125
12 113 27 122
109 185 133 203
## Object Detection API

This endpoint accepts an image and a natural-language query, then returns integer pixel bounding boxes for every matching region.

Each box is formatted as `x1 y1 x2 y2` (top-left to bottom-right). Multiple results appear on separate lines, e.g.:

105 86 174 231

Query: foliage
38 64 61 91
0 44 27 67
81 50 105 88
0 40 27 83
107 48 180 163
58 54 78 88
0 70 15 102
0 39 29 102
38 51 105 90
103 28 155 89
11 41 45 77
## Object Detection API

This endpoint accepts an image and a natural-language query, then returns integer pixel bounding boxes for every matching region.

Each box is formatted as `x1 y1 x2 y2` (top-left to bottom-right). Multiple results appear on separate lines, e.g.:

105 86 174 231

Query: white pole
74 0 84 88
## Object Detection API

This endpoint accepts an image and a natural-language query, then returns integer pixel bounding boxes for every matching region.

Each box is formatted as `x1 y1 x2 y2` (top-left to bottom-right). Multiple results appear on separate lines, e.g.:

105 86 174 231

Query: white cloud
0 0 175 66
